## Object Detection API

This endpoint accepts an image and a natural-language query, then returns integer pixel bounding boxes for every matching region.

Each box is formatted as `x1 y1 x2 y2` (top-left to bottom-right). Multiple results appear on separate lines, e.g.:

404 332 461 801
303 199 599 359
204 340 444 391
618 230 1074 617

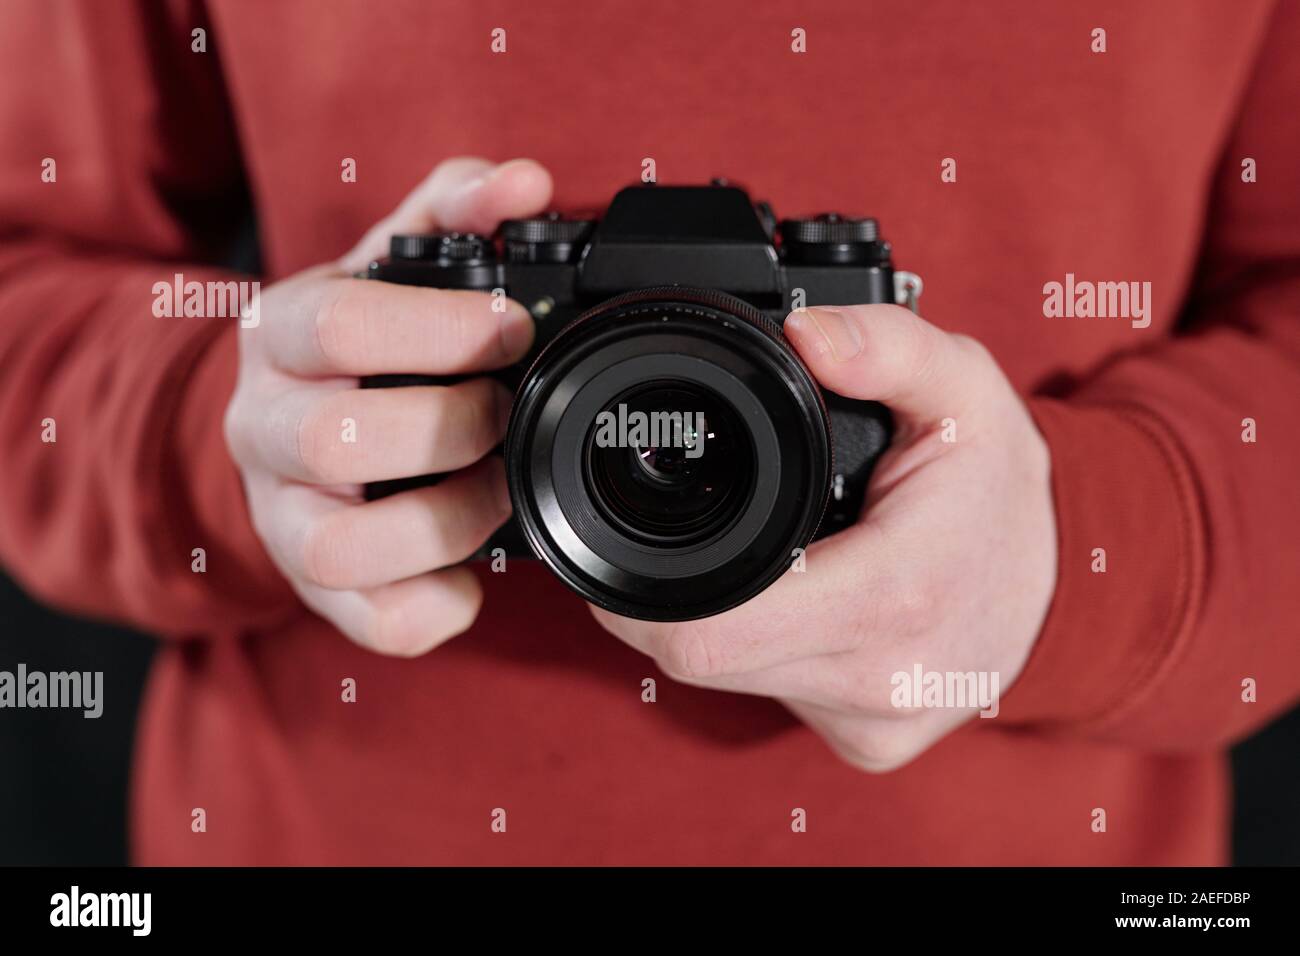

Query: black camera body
363 182 920 621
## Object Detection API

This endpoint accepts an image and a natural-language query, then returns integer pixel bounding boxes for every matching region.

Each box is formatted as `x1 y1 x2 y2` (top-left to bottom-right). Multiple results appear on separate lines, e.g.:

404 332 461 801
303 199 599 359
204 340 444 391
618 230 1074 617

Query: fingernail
499 305 535 358
803 307 863 362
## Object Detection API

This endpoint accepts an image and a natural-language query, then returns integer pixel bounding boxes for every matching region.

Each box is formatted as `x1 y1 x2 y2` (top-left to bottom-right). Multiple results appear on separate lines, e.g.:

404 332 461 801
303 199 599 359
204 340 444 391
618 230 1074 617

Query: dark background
1 571 1297 865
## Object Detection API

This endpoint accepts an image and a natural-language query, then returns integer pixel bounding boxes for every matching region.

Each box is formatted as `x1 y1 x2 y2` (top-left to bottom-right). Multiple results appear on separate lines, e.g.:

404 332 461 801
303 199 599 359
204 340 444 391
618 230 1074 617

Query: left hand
590 304 1058 772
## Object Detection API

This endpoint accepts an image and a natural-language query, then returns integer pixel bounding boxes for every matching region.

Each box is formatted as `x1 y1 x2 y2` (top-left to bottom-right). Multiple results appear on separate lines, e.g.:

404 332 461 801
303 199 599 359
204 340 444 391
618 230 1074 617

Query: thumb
339 157 553 273
784 304 985 423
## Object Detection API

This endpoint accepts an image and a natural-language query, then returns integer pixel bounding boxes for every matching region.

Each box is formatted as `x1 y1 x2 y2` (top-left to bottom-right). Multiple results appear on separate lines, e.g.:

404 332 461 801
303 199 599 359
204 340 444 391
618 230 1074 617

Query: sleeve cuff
997 398 1207 727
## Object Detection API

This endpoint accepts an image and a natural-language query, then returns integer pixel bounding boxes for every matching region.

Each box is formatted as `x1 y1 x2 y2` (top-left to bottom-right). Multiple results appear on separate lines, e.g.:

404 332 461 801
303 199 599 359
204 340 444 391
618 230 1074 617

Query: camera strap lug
894 271 924 313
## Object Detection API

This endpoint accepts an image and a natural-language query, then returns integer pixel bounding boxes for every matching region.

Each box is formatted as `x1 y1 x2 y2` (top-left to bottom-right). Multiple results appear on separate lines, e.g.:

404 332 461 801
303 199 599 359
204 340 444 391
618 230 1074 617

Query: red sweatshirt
1 0 1297 865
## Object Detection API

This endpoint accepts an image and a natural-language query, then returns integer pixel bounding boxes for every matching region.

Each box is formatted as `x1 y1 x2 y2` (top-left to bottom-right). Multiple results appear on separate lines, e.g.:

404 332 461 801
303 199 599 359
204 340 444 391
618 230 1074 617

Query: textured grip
818 394 892 539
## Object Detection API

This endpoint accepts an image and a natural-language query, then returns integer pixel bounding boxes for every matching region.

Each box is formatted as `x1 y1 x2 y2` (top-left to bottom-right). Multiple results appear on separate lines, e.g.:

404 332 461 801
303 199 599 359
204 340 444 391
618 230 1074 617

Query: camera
362 181 921 621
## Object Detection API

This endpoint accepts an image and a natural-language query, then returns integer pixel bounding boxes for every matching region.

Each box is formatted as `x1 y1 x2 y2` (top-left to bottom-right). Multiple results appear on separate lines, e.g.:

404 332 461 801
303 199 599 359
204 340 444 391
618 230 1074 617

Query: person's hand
224 158 552 655
590 305 1058 771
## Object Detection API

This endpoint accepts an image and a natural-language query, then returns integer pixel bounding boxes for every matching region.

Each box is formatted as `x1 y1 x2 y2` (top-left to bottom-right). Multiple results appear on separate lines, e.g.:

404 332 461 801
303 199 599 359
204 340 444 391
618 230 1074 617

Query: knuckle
222 395 250 464
426 501 479 566
903 316 942 383
444 292 481 339
465 382 503 450
444 293 505 365
294 399 345 482
445 573 486 631
367 585 481 658
436 383 477 443
423 386 454 445
299 511 357 589
862 303 922 341
430 156 464 181
869 303 924 337
365 603 428 657
858 307 936 386
244 499 282 564
833 728 921 775
848 308 886 354
312 283 357 368
659 626 725 681
950 332 992 365
429 382 504 467
821 661 880 715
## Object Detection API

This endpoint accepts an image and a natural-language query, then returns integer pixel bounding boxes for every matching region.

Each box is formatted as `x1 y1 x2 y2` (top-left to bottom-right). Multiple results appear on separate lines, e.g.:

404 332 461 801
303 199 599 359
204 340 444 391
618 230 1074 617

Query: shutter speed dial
779 214 887 265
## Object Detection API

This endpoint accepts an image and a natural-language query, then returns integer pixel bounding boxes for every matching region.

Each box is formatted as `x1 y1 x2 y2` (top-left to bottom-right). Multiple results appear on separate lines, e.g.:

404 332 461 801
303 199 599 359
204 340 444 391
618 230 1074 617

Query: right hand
224 158 553 656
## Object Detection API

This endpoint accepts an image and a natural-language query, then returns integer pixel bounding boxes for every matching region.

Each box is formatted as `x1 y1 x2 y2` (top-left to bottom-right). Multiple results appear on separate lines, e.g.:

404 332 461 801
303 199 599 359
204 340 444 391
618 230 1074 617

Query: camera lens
505 287 832 621
586 383 754 546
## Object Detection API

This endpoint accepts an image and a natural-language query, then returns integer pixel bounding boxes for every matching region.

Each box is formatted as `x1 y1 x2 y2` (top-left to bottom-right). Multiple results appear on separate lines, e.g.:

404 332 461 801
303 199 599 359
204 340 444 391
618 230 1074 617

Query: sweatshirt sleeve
0 0 295 637
998 1 1300 748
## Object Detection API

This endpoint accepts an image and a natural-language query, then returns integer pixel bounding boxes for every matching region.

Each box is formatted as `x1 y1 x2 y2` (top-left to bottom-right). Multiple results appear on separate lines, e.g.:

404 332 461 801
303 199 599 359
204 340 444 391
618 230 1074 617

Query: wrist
997 398 1206 728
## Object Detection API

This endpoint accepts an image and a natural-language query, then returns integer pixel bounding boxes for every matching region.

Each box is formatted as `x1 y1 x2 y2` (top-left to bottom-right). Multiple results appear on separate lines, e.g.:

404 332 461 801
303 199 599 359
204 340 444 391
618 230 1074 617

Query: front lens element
585 383 754 546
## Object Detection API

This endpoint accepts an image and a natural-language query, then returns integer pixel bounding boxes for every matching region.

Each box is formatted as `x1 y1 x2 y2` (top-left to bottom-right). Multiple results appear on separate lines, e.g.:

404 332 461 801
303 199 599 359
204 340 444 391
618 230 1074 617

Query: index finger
338 158 553 274
264 275 535 377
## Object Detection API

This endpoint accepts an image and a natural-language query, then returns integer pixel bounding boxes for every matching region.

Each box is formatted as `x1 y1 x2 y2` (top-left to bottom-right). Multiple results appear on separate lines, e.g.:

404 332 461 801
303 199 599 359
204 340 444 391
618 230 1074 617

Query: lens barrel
505 288 832 621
